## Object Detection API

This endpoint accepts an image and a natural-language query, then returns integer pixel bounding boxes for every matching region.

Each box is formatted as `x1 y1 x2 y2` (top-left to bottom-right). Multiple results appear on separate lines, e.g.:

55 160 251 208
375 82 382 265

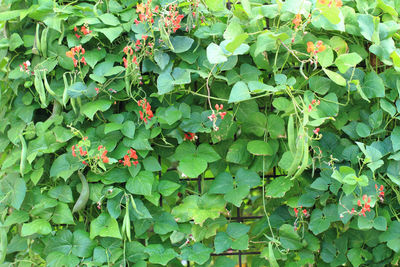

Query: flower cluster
293 206 309 231
164 4 185 33
208 104 227 131
71 136 89 164
135 0 158 25
138 99 154 123
307 41 326 55
19 60 33 75
184 132 198 141
375 184 385 203
97 145 109 163
318 0 343 8
122 45 138 69
74 25 92 39
66 45 86 67
294 207 309 218
308 99 321 112
119 148 139 167
357 195 371 217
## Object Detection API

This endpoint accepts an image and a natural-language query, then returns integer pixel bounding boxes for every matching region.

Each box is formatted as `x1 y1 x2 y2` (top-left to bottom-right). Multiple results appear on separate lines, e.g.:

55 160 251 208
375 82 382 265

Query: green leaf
99 13 120 26
309 209 330 235
9 33 24 51
335 53 362 73
157 72 174 94
362 72 385 98
90 213 121 239
247 140 273 156
373 216 387 231
323 69 346 86
158 106 182 125
236 168 261 188
81 100 112 120
214 232 232 253
126 171 154 196
204 0 225 12
357 14 376 42
143 156 161 172
208 172 234 194
0 173 26 210
226 139 250 164
158 180 180 196
381 99 396 117
347 248 363 267
226 33 249 54
52 203 74 225
265 176 293 198
122 120 136 139
104 123 123 134
227 222 250 239
171 36 194 53
154 212 179 234
355 122 371 138
67 82 87 98
224 185 249 207
181 243 213 265
145 244 178 265
228 81 251 103
101 26 123 43
197 144 221 162
154 51 170 70
279 224 303 250
4 210 29 226
391 126 400 152
178 157 207 178
21 219 52 236
207 43 227 64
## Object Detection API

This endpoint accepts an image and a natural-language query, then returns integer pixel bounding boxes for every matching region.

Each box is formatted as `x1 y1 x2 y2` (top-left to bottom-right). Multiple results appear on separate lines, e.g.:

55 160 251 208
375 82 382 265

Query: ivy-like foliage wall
1 0 400 266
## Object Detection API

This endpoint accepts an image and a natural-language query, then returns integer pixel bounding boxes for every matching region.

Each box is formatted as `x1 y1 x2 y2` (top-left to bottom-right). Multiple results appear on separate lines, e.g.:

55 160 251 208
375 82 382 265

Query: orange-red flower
307 42 315 53
292 13 302 29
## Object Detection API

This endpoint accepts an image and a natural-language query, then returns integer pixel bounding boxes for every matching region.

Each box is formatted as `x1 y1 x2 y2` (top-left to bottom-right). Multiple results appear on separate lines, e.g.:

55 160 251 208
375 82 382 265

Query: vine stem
206 64 217 111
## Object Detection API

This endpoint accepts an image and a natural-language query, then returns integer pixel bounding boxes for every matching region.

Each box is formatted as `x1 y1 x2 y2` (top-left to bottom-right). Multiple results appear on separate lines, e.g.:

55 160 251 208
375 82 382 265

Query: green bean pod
72 171 89 213
42 71 56 97
62 73 69 107
34 71 47 107
41 27 49 58
71 98 77 114
33 24 41 55
287 114 295 153
19 135 27 177
0 222 7 264
291 133 309 180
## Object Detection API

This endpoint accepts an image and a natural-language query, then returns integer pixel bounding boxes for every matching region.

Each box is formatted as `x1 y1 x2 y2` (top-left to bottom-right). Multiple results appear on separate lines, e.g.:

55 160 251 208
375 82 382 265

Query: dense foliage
1 0 400 266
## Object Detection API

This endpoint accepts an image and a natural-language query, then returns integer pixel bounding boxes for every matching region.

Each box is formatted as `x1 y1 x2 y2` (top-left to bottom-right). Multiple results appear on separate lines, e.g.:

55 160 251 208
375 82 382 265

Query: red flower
132 56 138 65
123 57 128 68
308 104 313 112
72 145 77 157
74 26 78 32
219 112 227 120
294 208 298 217
184 132 196 141
79 147 87 156
123 155 131 167
313 128 320 135
75 33 81 39
80 57 87 65
129 148 138 159
82 161 88 165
